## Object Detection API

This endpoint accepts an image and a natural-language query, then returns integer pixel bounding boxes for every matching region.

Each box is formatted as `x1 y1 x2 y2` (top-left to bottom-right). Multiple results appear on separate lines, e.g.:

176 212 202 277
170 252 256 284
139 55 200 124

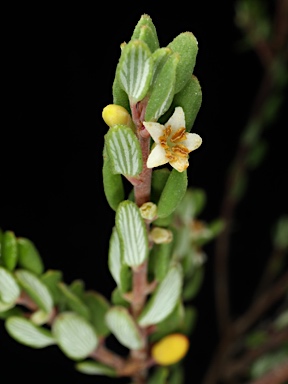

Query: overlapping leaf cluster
0 14 222 383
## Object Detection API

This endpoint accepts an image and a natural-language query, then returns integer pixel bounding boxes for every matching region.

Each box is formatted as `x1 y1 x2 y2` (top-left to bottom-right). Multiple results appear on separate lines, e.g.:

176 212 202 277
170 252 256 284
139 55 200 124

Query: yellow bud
139 202 157 221
151 333 189 366
150 227 173 244
102 104 133 128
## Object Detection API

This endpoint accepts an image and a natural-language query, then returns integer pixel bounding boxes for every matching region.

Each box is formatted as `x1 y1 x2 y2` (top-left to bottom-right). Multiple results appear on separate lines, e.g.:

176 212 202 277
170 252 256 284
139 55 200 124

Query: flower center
159 126 189 161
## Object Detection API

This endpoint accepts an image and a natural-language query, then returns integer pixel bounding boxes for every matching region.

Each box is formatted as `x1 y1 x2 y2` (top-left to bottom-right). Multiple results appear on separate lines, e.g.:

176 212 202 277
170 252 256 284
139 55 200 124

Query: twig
16 291 38 311
203 271 288 384
130 100 153 384
248 359 288 384
223 327 288 380
254 247 287 297
233 270 288 335
271 0 288 53
90 344 126 371
213 0 288 338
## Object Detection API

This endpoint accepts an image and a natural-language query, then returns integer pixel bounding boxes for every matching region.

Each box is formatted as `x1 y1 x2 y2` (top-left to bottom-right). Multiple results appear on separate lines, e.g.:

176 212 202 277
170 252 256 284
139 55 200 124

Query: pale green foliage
0 13 218 384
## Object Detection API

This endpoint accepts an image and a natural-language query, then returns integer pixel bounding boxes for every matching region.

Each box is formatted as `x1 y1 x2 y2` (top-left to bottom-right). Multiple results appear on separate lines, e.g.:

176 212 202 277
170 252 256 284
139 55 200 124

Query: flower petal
183 133 202 152
165 107 185 132
147 145 168 168
169 157 189 173
143 122 164 143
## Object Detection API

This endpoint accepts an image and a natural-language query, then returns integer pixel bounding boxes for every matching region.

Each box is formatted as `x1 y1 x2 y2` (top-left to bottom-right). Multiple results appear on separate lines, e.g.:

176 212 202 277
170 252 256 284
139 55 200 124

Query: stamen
159 126 171 148
170 127 187 143
165 126 172 137
165 151 177 161
172 144 189 158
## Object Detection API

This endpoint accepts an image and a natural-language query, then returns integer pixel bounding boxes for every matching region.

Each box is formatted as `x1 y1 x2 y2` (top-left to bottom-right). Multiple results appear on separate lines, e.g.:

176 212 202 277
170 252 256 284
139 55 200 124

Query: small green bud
150 227 173 244
139 202 158 221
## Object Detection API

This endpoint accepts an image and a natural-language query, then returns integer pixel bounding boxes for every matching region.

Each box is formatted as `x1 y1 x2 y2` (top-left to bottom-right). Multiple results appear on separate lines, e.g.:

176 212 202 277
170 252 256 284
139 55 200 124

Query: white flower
143 107 202 172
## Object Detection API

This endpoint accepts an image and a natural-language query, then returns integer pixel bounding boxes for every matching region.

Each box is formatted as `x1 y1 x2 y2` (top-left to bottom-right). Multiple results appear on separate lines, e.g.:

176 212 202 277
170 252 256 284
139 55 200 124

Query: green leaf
151 48 172 80
108 227 132 292
2 230 18 271
116 201 148 267
119 264 132 293
0 228 3 264
118 40 153 102
167 32 198 93
108 227 132 293
0 266 20 309
105 306 144 350
157 169 188 218
112 71 131 112
15 269 53 314
172 75 202 132
52 312 98 360
76 361 116 377
0 300 15 313
189 188 206 216
83 291 110 337
149 301 185 343
111 287 130 307
137 25 159 54
58 282 90 321
149 241 173 282
138 264 183 326
207 219 225 239
69 279 85 298
145 53 178 122
173 226 191 260
0 306 22 319
169 364 185 384
105 125 143 177
182 266 204 301
40 269 63 304
147 366 169 384
17 237 44 275
151 168 170 203
102 145 125 211
175 188 206 222
5 316 55 348
108 227 122 287
153 214 174 227
181 305 198 336
131 14 159 53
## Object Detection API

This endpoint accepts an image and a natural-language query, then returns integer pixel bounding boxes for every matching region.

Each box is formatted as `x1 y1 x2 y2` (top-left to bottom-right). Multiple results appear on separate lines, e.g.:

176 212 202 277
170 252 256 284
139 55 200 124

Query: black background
1 1 287 383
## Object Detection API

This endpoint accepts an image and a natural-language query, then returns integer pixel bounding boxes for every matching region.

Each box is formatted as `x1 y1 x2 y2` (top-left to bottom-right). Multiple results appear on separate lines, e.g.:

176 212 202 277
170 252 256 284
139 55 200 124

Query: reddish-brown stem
16 291 38 311
129 100 153 384
130 100 152 207
131 262 149 318
134 135 152 207
129 261 153 384
90 344 126 371
90 343 155 378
